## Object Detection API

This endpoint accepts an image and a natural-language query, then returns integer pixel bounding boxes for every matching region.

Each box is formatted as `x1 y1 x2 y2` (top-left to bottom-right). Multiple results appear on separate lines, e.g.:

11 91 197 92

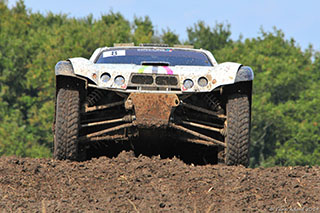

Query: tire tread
226 93 250 166
54 88 80 160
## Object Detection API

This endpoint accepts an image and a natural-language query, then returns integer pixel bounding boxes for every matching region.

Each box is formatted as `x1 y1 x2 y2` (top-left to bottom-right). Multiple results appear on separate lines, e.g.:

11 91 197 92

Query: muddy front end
79 81 229 159
124 93 179 141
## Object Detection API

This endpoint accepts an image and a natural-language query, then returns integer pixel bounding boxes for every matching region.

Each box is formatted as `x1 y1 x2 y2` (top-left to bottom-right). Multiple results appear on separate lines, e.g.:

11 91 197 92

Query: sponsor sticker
138 66 147 73
163 66 173 75
137 49 173 52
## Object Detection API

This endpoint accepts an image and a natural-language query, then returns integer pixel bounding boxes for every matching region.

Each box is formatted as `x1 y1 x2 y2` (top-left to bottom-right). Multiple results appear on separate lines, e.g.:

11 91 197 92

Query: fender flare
55 60 87 100
55 60 76 77
235 66 254 83
55 59 95 85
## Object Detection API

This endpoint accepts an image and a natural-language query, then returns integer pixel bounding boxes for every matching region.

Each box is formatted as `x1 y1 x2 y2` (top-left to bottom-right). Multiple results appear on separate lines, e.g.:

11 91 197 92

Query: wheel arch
219 81 253 109
56 75 87 99
53 74 88 135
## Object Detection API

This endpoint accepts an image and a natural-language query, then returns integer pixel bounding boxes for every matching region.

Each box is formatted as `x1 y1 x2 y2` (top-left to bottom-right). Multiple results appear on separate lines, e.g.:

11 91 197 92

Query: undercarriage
80 86 226 145
53 77 251 166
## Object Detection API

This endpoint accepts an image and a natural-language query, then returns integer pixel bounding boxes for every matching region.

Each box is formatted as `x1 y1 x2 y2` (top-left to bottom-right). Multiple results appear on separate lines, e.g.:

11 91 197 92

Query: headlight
183 79 194 89
100 73 111 83
114 75 125 86
198 77 208 87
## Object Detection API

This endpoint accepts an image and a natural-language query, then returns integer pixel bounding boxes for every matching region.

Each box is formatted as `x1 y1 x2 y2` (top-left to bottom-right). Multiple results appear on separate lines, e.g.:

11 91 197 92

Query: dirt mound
0 151 319 212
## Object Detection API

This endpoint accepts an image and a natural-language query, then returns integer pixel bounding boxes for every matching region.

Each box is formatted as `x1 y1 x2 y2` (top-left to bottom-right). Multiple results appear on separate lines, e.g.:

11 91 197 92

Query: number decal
103 50 126 57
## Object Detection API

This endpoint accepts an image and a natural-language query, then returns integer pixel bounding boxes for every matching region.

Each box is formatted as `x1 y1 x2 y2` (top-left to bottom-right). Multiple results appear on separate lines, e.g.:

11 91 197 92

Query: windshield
95 48 212 66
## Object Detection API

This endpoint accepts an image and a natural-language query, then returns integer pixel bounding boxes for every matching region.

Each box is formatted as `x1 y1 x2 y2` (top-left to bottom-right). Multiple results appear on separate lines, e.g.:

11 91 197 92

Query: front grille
155 76 178 86
130 74 180 88
131 75 153 85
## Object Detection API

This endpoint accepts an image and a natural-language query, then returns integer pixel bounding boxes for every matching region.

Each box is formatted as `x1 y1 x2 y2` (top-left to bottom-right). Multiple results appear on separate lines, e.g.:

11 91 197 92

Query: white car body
56 46 251 94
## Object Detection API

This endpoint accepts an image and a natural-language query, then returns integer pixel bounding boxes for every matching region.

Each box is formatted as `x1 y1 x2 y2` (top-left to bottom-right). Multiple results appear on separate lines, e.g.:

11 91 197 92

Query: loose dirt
0 149 319 212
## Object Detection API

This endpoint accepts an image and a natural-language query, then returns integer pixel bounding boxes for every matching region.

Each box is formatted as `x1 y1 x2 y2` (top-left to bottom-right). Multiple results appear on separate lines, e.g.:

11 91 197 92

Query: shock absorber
86 89 105 106
202 93 223 113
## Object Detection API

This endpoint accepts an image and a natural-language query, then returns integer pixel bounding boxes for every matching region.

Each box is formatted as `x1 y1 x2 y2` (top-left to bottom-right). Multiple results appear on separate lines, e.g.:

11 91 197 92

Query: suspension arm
179 137 218 147
169 123 226 147
81 115 134 128
85 100 125 112
79 123 133 141
84 134 128 142
180 101 226 119
180 120 224 135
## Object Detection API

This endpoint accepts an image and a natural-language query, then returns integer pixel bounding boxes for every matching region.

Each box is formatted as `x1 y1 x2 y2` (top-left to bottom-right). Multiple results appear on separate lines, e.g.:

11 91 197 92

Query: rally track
0 142 319 212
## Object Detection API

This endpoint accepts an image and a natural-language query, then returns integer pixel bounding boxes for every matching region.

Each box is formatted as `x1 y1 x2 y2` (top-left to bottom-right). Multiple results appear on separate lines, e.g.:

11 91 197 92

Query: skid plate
127 93 179 128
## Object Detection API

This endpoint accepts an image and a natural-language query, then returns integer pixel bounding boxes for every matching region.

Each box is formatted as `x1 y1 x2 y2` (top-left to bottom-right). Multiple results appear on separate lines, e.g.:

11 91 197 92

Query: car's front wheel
225 93 250 166
54 88 82 160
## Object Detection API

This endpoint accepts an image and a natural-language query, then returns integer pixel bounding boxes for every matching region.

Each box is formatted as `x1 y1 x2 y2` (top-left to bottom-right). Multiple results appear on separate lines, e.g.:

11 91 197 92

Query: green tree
161 28 180 46
132 16 154 44
187 21 232 51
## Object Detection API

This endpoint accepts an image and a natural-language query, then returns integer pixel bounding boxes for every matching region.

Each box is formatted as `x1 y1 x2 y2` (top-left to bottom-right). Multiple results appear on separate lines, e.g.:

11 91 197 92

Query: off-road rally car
53 43 253 166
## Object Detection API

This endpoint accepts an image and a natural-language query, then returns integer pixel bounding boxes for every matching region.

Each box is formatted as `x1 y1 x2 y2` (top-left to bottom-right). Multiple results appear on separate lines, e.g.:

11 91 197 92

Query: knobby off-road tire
225 93 250 167
54 88 81 161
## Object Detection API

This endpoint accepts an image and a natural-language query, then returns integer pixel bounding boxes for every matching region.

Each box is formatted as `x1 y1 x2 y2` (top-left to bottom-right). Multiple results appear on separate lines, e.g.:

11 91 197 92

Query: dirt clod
0 151 319 212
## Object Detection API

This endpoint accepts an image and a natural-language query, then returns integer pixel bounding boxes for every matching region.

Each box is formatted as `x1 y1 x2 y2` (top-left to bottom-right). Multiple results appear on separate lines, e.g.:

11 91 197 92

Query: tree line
0 0 319 167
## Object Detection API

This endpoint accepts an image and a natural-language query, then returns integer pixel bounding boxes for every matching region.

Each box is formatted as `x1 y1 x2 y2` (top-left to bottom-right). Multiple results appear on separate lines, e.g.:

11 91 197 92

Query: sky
8 0 320 51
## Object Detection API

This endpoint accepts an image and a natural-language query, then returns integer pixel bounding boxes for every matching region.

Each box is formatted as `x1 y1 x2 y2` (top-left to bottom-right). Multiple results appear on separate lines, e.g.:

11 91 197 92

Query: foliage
132 16 154 44
161 29 180 46
187 21 232 51
0 1 319 166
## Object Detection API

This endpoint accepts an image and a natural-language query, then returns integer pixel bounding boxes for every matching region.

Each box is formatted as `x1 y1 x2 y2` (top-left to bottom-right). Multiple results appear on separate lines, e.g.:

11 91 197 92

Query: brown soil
0 148 319 212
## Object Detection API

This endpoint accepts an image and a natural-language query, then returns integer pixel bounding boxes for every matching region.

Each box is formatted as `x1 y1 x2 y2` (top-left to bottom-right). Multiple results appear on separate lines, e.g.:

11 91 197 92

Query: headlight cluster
100 73 209 89
100 73 125 86
183 76 208 89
